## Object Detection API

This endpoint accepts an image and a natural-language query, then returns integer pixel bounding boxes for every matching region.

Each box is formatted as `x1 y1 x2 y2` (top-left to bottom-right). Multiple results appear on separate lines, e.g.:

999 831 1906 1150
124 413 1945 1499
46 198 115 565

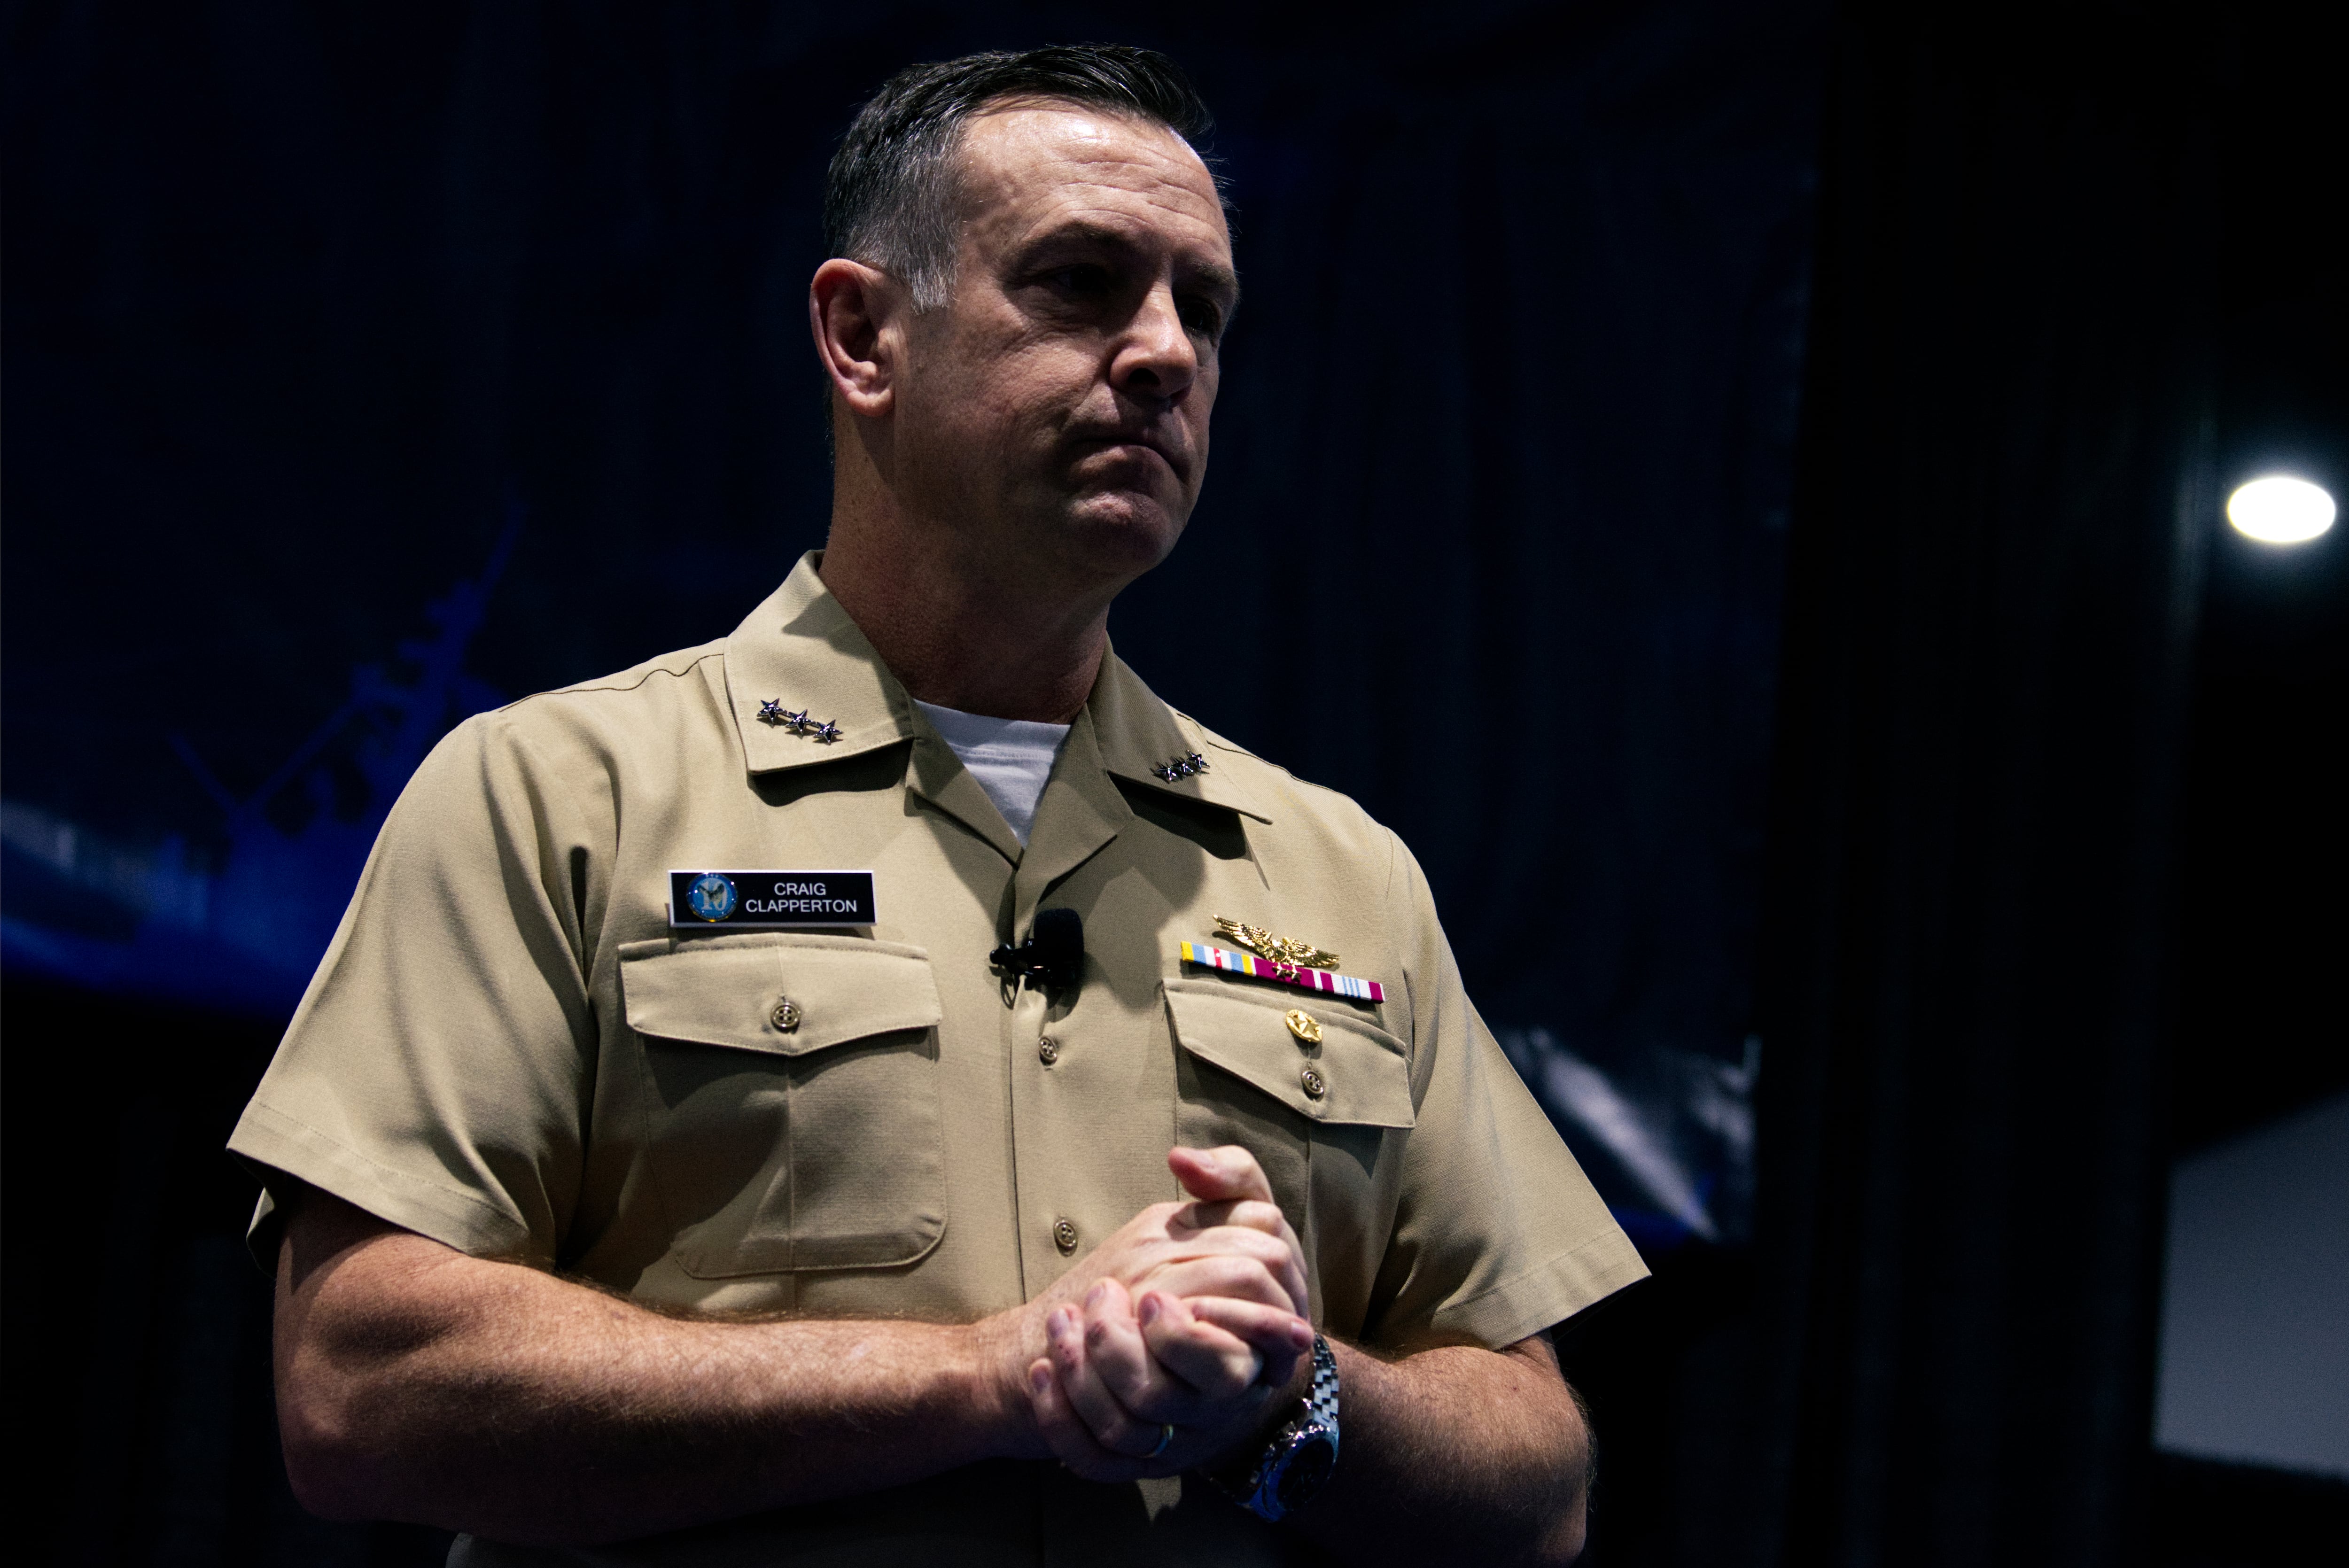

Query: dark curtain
1726 6 2217 1564
2 5 1824 1563
2 0 1824 1074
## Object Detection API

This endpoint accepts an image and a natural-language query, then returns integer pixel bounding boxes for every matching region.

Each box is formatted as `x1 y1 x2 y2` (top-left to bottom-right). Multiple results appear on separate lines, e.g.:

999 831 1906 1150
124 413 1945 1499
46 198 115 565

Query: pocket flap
621 934 941 1058
1163 977 1415 1128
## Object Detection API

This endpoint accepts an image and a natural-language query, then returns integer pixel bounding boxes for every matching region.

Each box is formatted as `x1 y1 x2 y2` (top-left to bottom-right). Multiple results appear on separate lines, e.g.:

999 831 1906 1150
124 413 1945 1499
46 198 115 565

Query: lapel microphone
990 907 1084 991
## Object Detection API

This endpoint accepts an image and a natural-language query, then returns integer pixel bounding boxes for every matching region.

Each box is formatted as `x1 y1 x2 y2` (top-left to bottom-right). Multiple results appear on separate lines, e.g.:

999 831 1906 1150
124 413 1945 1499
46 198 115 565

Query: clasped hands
991 1145 1315 1483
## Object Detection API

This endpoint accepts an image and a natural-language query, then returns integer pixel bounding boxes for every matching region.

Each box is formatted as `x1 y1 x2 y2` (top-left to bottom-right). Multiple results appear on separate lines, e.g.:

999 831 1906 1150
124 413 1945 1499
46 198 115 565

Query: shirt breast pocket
620 934 946 1278
1162 977 1414 1318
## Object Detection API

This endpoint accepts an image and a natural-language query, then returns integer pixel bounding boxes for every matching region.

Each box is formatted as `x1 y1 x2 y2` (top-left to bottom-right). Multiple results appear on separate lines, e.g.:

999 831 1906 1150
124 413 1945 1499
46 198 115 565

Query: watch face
1275 1432 1338 1512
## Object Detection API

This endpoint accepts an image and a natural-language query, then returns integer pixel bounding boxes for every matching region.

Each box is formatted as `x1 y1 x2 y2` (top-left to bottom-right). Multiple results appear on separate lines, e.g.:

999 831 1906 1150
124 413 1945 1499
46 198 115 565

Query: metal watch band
1221 1333 1341 1522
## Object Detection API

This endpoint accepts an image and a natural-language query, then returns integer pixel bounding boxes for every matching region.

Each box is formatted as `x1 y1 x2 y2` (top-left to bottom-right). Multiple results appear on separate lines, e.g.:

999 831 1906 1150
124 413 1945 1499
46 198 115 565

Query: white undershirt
912 700 1071 846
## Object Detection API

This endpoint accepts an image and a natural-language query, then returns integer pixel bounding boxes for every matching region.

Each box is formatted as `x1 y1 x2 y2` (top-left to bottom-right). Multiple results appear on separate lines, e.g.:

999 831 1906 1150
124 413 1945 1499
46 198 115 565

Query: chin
1059 493 1188 577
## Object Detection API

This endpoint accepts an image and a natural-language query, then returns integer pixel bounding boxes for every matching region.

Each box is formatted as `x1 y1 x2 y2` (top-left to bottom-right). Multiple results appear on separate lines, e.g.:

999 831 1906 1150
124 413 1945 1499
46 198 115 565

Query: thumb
1168 1144 1274 1204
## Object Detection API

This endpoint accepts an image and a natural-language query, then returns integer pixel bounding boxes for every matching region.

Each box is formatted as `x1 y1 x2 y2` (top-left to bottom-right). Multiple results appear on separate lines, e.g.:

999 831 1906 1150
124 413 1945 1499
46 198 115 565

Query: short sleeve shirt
230 553 1647 1567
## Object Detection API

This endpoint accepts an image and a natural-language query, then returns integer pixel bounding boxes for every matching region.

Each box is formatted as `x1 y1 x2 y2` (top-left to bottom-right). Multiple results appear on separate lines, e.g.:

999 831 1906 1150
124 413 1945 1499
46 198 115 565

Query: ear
809 259 904 419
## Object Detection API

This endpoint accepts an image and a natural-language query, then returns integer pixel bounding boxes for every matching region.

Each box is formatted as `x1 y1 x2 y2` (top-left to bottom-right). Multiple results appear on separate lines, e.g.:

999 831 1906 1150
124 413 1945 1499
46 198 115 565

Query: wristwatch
1215 1334 1340 1522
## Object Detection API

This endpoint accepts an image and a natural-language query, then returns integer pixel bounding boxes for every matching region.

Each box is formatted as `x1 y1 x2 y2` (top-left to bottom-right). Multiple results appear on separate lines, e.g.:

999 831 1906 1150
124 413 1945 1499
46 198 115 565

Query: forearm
277 1207 1036 1543
1290 1336 1590 1568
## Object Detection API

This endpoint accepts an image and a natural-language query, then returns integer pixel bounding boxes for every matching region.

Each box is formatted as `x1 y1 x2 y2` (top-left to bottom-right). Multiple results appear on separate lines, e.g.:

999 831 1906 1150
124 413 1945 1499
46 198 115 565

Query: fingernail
1085 1281 1107 1309
1030 1364 1052 1395
1139 1294 1162 1326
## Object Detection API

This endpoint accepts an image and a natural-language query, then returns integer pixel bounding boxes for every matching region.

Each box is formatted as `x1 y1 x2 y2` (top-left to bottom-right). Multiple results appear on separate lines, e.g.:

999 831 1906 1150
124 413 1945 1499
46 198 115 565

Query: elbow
1530 1385 1593 1565
1529 1500 1588 1567
276 1379 396 1523
1511 1440 1590 1567
1455 1469 1587 1568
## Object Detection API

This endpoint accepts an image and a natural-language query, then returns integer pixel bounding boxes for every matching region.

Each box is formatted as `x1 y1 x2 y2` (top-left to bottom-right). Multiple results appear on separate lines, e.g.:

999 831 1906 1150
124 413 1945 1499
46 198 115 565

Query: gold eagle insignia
1214 916 1340 970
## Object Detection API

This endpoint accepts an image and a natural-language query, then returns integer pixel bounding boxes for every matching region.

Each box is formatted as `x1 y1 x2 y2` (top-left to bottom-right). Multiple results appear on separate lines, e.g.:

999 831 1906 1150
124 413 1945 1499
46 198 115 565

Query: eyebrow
1022 219 1241 309
1192 260 1243 313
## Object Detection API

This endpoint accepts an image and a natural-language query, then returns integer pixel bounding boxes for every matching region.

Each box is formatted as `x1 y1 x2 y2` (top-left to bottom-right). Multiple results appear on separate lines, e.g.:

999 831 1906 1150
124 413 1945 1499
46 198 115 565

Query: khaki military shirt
231 552 1646 1566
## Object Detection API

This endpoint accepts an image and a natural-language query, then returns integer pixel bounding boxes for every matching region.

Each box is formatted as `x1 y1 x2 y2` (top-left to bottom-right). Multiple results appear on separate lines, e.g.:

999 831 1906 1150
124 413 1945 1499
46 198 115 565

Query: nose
1110 281 1198 405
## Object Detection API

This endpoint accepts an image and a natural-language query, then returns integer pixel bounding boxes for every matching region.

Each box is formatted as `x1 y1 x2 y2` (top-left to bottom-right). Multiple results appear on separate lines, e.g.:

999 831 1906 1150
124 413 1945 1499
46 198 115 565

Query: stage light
2226 476 2336 545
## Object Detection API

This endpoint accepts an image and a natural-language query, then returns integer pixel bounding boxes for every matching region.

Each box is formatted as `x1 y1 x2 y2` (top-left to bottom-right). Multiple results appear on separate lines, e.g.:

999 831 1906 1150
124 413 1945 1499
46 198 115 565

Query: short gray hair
823 45 1219 311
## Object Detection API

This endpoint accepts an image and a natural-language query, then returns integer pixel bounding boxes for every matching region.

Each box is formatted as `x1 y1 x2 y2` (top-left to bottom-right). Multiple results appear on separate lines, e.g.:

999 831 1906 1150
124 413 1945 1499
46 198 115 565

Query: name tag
668 870 877 928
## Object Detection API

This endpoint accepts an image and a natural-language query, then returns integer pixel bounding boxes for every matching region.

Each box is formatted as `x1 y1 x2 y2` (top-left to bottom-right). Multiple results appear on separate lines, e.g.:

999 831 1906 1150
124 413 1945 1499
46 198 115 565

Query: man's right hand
974 1144 1315 1467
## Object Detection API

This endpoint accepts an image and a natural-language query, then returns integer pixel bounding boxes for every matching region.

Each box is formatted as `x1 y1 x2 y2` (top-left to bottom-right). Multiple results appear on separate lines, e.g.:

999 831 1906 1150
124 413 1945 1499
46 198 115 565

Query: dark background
3 2 2342 1565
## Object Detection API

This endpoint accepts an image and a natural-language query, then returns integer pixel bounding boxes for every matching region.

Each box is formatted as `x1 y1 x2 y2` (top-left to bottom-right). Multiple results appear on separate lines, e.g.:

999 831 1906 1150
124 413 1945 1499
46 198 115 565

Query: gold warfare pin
1213 916 1340 969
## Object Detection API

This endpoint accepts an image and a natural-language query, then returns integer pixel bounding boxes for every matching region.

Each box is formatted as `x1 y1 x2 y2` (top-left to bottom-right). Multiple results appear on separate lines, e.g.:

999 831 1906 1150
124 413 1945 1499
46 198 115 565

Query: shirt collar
721 552 918 776
1086 652 1270 823
721 551 1270 824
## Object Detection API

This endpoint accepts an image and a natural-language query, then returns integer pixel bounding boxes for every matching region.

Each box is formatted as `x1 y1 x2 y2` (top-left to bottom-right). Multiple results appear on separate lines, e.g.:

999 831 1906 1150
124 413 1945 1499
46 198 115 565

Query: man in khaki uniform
236 45 1645 1567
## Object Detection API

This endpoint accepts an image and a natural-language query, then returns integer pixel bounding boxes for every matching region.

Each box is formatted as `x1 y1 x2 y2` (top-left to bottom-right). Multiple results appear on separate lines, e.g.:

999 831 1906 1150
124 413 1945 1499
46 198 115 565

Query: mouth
1068 430 1188 486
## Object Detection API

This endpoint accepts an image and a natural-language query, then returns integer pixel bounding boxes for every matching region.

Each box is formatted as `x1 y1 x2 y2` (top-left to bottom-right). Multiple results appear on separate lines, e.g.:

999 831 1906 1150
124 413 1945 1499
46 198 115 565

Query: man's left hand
1026 1278 1311 1481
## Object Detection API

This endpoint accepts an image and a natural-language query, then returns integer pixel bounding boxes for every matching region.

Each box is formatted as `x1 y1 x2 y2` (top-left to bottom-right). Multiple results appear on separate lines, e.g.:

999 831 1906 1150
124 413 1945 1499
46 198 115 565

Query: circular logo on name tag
685 873 738 922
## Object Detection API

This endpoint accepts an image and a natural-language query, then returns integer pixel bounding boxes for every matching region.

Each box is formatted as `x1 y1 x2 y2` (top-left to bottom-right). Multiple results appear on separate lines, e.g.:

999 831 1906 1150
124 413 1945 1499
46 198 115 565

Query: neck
818 472 1114 725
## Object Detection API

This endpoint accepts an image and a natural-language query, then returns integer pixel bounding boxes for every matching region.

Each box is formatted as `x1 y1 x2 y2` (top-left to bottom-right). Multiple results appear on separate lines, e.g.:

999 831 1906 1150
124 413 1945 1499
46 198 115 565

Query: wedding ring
1146 1423 1177 1459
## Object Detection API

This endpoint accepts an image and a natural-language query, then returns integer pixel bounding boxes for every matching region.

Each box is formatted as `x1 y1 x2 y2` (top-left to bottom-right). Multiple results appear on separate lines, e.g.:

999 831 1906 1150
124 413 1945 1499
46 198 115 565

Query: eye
1041 264 1113 296
1178 295 1225 340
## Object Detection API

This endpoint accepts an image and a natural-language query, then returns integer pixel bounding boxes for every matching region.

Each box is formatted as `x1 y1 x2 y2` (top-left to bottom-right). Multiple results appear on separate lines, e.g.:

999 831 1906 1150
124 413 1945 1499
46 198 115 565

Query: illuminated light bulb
2226 476 2336 545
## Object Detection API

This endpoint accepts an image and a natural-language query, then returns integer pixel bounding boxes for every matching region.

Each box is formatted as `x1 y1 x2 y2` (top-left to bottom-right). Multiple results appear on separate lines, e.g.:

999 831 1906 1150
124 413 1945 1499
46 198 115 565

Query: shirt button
769 998 801 1033
1053 1218 1080 1254
1037 1037 1061 1065
1300 1065 1328 1100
